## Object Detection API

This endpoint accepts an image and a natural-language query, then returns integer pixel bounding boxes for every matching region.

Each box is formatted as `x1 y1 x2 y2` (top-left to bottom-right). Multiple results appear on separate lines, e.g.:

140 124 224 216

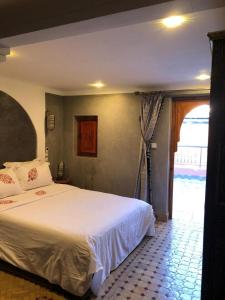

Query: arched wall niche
0 90 37 167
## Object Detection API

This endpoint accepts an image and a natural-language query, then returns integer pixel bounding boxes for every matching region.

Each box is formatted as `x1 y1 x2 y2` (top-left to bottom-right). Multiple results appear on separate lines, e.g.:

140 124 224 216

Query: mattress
0 184 155 296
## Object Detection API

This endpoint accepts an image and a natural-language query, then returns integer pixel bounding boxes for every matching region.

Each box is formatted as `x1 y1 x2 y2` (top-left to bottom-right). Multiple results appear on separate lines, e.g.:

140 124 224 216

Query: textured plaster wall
63 93 140 198
45 93 64 177
46 93 171 218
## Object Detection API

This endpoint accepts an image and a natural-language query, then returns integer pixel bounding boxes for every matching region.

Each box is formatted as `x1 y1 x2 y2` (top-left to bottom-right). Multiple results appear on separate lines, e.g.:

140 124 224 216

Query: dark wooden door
201 32 225 299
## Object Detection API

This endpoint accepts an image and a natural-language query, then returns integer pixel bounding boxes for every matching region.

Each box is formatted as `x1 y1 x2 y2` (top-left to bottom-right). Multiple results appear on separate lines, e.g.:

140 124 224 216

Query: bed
0 91 155 296
0 183 155 296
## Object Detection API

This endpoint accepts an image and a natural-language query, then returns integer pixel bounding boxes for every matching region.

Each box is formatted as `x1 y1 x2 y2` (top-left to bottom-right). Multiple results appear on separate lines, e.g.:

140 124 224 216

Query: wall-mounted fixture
46 111 55 131
45 147 49 162
0 47 10 63
57 161 64 180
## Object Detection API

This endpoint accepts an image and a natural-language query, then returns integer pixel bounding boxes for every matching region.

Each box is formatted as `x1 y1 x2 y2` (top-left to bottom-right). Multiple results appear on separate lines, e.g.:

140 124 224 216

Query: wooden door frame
168 96 209 219
201 30 225 300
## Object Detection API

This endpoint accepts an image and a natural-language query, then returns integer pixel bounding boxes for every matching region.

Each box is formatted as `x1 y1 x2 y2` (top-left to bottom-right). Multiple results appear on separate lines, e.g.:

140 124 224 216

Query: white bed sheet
0 184 155 296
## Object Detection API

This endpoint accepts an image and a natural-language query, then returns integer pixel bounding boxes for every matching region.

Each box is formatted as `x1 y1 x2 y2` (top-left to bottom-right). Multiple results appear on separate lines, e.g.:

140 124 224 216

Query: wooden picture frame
76 116 98 157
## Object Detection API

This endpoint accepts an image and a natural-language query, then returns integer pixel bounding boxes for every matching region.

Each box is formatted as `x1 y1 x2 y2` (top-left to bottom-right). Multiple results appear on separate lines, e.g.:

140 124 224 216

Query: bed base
0 260 92 300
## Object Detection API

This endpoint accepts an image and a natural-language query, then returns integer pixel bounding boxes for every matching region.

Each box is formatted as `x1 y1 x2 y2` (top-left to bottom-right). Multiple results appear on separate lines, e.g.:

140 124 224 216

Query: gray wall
63 93 140 198
45 93 64 178
45 92 171 219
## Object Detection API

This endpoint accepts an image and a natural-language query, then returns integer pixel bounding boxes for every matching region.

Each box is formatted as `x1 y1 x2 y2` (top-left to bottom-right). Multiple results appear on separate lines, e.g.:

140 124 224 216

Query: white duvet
0 184 155 296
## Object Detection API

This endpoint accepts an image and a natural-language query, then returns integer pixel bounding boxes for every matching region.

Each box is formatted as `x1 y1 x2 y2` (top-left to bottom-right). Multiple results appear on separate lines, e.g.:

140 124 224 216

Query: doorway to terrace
173 104 209 223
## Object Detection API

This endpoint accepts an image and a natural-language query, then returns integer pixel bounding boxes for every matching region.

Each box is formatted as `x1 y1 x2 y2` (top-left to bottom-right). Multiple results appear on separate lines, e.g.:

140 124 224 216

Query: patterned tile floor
93 178 205 300
94 221 203 300
173 177 205 224
0 178 205 300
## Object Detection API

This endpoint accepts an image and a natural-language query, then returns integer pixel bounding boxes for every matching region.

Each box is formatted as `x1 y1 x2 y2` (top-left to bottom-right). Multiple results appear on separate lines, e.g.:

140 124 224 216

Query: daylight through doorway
172 105 209 223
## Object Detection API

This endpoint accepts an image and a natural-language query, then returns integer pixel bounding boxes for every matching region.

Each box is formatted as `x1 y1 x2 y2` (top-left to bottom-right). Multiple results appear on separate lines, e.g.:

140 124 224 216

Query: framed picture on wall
76 116 98 157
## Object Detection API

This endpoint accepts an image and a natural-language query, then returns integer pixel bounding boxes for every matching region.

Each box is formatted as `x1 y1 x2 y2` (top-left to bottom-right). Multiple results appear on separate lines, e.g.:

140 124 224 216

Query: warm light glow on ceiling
161 15 186 28
196 74 210 81
89 81 105 88
7 50 18 58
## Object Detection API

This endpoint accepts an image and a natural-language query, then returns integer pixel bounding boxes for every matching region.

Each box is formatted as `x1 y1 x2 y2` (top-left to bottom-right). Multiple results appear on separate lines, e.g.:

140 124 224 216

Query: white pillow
3 159 41 169
14 162 53 190
0 169 23 199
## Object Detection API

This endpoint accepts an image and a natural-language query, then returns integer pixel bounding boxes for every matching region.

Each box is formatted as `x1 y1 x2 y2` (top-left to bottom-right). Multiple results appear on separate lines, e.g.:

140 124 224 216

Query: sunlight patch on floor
173 177 205 225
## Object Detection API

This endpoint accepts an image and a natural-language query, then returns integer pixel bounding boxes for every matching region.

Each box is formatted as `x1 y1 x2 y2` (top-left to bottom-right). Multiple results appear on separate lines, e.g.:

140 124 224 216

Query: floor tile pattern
93 219 203 300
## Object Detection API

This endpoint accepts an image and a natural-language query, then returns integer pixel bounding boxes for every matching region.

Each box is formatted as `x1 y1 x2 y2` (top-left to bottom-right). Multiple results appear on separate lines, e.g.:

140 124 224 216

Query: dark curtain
134 91 164 204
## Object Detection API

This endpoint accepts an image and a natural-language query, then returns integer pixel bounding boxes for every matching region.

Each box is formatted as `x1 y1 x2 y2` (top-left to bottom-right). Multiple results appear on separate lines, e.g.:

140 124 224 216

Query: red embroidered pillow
35 190 47 196
0 169 23 198
0 199 16 205
28 168 38 181
14 162 53 190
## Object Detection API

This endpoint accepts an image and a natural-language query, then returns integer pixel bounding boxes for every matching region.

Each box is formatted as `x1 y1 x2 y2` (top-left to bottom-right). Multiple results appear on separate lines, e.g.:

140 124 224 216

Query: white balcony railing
175 146 208 169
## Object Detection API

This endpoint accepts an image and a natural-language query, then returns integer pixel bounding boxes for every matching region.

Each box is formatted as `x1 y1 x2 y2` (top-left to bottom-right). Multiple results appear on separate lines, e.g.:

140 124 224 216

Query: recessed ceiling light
196 74 210 81
89 81 105 88
161 15 186 28
8 50 17 58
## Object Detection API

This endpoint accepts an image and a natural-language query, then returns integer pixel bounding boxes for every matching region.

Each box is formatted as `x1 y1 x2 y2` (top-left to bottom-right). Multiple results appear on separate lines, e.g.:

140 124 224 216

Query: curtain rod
135 89 210 97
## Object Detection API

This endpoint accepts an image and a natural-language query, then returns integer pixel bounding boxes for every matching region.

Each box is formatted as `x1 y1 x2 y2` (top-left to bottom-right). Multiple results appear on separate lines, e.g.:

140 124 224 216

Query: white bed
0 183 155 296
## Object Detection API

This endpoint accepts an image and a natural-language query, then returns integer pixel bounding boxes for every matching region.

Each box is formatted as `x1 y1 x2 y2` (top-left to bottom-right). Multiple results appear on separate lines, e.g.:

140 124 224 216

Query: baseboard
156 213 168 222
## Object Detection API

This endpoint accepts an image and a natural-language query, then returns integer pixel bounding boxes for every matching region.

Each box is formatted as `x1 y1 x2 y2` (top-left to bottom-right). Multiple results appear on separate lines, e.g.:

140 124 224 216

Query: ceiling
0 2 225 95
0 0 169 38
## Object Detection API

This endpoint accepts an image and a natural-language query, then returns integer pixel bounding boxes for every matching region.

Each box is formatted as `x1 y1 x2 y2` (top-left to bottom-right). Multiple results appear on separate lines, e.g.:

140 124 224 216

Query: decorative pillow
0 169 23 199
14 162 53 190
3 158 41 170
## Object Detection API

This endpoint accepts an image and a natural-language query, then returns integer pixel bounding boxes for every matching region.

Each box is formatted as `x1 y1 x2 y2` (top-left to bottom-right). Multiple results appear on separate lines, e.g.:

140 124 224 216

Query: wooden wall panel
76 116 98 157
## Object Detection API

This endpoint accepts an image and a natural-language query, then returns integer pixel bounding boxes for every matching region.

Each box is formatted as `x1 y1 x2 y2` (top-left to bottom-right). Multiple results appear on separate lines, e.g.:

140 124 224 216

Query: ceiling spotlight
0 47 10 63
196 74 210 81
162 15 186 28
89 81 105 88
8 50 17 58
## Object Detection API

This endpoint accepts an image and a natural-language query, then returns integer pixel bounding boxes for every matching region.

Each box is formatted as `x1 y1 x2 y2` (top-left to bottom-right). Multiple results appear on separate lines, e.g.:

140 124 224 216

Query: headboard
0 91 37 168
